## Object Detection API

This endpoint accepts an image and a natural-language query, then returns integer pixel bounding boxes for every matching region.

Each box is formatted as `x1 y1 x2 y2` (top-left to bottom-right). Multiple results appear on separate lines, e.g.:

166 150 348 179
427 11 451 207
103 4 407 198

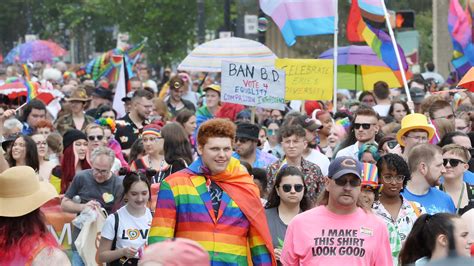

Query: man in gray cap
281 156 392 265
232 122 277 169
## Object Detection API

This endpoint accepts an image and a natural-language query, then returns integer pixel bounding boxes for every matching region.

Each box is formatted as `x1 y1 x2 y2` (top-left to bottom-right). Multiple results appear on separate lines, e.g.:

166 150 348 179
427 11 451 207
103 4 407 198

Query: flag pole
380 0 412 112
332 0 339 112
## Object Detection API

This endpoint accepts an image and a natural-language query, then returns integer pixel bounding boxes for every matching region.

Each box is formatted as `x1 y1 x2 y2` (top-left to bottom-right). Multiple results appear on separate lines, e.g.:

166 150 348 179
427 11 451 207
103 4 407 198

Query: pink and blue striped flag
260 0 336 46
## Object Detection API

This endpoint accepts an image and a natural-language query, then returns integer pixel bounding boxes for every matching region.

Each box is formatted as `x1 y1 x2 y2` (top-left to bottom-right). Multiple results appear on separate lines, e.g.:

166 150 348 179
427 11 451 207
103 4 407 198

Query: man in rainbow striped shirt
148 118 275 265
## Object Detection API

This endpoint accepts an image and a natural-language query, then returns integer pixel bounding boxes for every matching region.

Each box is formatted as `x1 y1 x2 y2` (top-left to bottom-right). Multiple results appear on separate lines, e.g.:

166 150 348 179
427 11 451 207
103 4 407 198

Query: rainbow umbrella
4 40 67 64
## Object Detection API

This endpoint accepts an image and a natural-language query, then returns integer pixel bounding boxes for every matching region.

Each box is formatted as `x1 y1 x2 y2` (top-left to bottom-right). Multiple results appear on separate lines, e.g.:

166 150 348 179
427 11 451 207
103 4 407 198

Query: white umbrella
178 37 277 72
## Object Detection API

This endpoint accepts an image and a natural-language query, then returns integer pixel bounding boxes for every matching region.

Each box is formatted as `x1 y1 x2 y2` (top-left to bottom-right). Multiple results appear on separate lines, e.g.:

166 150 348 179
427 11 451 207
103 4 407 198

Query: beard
307 142 317 149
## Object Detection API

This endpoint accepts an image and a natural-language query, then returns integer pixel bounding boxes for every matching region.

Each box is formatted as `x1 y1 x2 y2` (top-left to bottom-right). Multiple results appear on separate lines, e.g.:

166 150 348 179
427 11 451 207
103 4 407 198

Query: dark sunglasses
353 123 375 130
279 184 304 193
334 178 361 187
87 135 104 141
235 138 251 143
443 158 466 167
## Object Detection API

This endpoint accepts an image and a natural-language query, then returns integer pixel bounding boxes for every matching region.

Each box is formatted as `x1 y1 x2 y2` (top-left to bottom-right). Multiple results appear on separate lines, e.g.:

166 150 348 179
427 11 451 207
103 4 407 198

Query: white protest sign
221 61 286 110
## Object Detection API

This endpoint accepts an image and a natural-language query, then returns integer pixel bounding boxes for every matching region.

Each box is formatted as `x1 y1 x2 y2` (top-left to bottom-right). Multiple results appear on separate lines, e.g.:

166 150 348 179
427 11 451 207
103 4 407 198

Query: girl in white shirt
98 171 152 265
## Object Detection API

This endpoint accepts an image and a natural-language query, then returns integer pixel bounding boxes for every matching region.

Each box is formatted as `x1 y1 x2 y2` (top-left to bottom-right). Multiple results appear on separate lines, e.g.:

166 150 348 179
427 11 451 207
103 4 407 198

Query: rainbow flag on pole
23 80 38 102
260 0 336 46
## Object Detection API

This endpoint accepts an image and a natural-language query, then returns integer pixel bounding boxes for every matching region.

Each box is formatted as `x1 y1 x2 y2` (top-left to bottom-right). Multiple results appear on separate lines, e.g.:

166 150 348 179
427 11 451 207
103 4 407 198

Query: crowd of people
0 61 473 265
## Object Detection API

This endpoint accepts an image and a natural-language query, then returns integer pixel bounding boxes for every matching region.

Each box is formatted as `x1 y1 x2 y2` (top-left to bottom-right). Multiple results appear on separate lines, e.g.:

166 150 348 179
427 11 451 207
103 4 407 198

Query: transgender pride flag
260 0 336 46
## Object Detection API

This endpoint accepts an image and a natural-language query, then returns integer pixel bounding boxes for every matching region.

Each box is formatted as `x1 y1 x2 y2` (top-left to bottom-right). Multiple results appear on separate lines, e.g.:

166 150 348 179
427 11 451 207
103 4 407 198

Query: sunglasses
334 178 361 187
279 184 304 193
88 135 104 141
353 123 375 130
443 158 466 167
235 138 251 143
267 129 279 136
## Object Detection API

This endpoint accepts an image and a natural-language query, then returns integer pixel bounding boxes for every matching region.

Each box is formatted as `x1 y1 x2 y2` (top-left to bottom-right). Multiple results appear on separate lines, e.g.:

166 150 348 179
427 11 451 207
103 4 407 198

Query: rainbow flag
23 79 38 102
448 0 474 76
355 0 408 72
22 64 30 81
260 0 336 46
361 163 379 188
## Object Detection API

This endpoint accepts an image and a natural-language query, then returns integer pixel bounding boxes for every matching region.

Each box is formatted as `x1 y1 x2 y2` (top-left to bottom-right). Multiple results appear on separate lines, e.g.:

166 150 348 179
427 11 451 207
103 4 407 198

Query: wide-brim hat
66 87 91 102
0 166 58 217
396 113 435 146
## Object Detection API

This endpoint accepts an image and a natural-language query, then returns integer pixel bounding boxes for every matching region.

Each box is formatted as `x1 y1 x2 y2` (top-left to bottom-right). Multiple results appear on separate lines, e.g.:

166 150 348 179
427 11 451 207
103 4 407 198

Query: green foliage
416 10 433 65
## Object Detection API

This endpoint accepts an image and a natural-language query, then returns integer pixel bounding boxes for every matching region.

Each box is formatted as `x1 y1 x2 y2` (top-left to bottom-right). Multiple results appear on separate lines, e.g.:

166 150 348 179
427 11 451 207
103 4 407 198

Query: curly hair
197 118 236 147
376 153 411 191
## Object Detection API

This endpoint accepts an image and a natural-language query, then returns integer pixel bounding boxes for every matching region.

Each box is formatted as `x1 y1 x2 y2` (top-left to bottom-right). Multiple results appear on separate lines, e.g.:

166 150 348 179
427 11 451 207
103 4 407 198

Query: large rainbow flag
346 0 409 84
85 39 146 83
449 0 474 77
260 0 336 46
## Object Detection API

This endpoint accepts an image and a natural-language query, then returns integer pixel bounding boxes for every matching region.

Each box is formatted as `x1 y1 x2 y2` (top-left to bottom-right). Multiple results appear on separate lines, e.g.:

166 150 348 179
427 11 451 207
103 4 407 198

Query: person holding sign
281 156 392 265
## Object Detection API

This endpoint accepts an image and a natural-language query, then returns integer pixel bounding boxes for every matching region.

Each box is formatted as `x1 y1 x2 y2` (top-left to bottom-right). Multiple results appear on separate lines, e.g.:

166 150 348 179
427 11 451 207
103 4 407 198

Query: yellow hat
396 113 435 147
203 84 221 94
0 166 58 217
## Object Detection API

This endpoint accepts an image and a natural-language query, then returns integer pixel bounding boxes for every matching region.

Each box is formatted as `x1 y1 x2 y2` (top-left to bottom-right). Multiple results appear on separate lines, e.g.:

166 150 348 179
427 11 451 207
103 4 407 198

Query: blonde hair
408 144 442 173
442 144 471 162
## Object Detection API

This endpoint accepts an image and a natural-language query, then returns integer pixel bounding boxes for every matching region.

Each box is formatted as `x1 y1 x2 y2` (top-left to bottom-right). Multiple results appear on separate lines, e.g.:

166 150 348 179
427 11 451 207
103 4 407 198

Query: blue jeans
72 251 85 266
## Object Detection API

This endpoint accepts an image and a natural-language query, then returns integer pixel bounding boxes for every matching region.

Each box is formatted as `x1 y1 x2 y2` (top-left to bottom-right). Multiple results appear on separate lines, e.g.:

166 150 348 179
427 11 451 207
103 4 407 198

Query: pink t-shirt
281 206 393 266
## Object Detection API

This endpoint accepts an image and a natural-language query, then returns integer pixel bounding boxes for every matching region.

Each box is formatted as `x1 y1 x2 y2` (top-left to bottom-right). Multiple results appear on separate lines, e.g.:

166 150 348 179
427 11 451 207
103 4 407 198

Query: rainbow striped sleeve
148 180 176 244
248 225 272 265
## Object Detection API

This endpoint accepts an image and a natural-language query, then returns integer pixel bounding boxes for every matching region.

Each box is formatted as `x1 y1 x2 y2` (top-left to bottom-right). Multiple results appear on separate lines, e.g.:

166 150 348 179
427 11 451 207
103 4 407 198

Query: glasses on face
405 135 428 142
334 178 361 187
382 175 405 183
279 184 304 193
353 123 375 130
235 138 251 144
282 139 303 146
434 114 455 120
443 158 466 167
88 135 104 141
35 141 47 146
93 168 110 176
267 129 279 136
142 137 160 143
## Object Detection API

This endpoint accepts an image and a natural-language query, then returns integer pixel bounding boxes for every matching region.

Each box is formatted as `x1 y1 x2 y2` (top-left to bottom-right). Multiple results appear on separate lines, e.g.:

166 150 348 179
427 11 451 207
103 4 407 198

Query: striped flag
260 0 336 46
448 0 474 76
112 56 130 119
23 80 38 103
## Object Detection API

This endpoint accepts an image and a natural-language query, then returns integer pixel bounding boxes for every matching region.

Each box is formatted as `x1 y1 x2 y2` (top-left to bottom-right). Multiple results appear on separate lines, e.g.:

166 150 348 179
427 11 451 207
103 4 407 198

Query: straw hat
0 166 58 217
66 88 91 102
396 113 435 147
